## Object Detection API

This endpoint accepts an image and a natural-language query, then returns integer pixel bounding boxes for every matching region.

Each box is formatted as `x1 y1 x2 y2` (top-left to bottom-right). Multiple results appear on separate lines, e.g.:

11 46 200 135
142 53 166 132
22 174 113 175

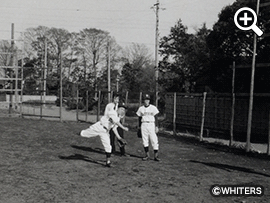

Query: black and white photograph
0 0 270 202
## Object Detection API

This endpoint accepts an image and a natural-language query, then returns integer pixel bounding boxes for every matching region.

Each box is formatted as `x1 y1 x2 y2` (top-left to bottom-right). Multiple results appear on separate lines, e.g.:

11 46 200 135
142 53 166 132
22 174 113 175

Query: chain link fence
164 92 270 145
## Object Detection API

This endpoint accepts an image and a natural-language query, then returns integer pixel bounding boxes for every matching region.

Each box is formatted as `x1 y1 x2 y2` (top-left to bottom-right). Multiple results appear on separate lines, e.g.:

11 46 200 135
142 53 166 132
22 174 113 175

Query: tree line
159 0 270 93
0 0 269 96
0 26 155 96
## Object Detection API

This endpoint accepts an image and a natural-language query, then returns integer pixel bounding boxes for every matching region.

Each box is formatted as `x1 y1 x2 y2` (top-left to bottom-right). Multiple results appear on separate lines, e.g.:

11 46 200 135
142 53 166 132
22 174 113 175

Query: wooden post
12 24 17 109
43 38 47 104
85 90 88 122
116 74 119 92
40 69 43 119
14 65 18 109
97 91 101 122
123 91 129 124
110 91 113 102
59 51 63 122
200 92 207 141
9 23 14 116
173 92 176 135
94 51 97 100
76 89 79 122
40 56 44 119
230 62 236 147
156 91 159 109
139 92 142 107
214 94 217 129
125 91 129 105
246 0 260 152
107 39 111 103
20 56 23 117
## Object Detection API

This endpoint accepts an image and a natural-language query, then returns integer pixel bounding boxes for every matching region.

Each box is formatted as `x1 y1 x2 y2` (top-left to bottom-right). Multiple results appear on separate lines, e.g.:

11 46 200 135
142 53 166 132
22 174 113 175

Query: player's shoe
142 156 149 161
105 161 111 167
154 157 160 162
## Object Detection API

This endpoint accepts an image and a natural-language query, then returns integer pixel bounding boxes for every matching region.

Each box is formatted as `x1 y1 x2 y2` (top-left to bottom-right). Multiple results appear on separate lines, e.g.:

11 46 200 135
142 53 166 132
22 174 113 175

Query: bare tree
47 28 71 75
121 43 153 69
120 43 155 92
23 26 50 59
72 28 109 89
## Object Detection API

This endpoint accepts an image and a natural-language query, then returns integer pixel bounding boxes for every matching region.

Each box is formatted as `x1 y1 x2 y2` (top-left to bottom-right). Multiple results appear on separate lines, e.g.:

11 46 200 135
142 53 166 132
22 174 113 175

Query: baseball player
80 103 128 167
136 94 160 161
104 93 129 156
104 93 120 116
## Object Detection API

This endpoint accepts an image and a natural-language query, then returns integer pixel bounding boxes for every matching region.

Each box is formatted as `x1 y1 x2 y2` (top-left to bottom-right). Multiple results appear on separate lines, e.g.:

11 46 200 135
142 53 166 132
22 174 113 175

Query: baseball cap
143 94 151 100
118 102 127 109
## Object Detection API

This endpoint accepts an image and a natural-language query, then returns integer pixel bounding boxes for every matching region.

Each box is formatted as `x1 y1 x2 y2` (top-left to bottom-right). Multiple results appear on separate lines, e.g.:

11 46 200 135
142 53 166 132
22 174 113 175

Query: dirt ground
1 117 270 203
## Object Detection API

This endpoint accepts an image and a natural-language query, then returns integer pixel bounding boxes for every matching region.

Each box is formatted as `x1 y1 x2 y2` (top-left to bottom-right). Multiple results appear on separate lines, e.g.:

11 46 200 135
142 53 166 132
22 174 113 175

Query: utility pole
93 50 98 100
43 38 47 104
59 50 63 122
246 0 260 152
9 23 14 115
107 38 111 103
154 0 159 108
116 74 119 92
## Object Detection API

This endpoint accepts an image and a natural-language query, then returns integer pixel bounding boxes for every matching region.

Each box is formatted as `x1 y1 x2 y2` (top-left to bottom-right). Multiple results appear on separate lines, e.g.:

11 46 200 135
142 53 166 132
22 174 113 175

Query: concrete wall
5 95 57 102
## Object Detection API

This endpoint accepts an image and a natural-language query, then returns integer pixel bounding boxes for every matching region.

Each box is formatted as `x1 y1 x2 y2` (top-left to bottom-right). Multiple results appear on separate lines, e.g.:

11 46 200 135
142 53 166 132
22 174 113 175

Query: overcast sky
0 0 235 54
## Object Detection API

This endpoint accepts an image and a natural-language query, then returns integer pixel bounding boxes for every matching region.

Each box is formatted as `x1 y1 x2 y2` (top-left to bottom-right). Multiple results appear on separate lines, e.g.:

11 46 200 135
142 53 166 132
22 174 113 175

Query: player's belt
142 121 155 123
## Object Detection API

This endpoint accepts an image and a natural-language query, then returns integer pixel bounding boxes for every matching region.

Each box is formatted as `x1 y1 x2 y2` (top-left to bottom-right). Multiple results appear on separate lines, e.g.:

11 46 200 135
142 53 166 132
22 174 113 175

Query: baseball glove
155 126 159 134
137 129 142 138
118 138 127 147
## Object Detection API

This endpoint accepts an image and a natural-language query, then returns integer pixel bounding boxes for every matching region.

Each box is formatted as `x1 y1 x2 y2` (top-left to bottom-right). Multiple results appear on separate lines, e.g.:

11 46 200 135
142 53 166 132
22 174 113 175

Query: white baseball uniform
80 110 120 153
136 104 159 150
104 102 118 116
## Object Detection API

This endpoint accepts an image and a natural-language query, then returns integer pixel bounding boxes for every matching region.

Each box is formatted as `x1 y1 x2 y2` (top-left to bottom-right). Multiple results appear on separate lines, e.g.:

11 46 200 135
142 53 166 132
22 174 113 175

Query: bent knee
80 130 88 137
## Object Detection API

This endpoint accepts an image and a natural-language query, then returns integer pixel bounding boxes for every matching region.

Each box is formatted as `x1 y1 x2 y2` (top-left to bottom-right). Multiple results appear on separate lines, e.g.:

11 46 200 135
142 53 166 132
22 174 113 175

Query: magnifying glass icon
234 7 263 36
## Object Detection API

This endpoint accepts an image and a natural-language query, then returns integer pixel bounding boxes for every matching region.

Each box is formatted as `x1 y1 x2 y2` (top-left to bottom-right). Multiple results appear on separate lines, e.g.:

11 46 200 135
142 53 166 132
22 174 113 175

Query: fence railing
74 90 161 123
165 92 270 154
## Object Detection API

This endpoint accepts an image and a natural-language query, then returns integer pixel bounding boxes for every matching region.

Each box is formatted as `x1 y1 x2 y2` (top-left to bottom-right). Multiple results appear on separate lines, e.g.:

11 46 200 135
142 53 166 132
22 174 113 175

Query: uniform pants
110 127 125 154
141 122 159 150
80 121 112 153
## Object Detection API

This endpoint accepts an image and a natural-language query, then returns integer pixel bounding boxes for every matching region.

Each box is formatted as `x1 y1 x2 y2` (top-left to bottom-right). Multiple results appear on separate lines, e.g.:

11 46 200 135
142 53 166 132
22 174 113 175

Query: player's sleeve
153 106 159 116
136 107 142 117
104 104 109 116
104 103 114 116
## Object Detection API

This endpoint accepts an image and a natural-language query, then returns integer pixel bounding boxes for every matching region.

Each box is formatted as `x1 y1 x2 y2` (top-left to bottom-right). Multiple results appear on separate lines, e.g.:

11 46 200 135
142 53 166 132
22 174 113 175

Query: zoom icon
234 7 263 36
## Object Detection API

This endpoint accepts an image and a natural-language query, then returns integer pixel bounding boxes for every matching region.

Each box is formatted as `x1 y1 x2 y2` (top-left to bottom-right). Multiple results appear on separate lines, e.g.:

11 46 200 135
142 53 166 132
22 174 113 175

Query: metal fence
74 90 159 124
165 92 270 145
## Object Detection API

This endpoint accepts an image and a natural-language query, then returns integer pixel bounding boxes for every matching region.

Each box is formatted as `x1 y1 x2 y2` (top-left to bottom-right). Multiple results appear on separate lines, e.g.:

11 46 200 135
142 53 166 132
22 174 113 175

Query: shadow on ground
71 144 143 159
58 153 106 167
190 160 270 177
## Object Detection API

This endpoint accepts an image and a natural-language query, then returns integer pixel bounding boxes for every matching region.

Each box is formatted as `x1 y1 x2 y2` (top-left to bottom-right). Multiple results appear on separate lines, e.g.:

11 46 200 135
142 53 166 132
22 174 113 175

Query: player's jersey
104 102 118 116
100 110 120 130
136 104 159 122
